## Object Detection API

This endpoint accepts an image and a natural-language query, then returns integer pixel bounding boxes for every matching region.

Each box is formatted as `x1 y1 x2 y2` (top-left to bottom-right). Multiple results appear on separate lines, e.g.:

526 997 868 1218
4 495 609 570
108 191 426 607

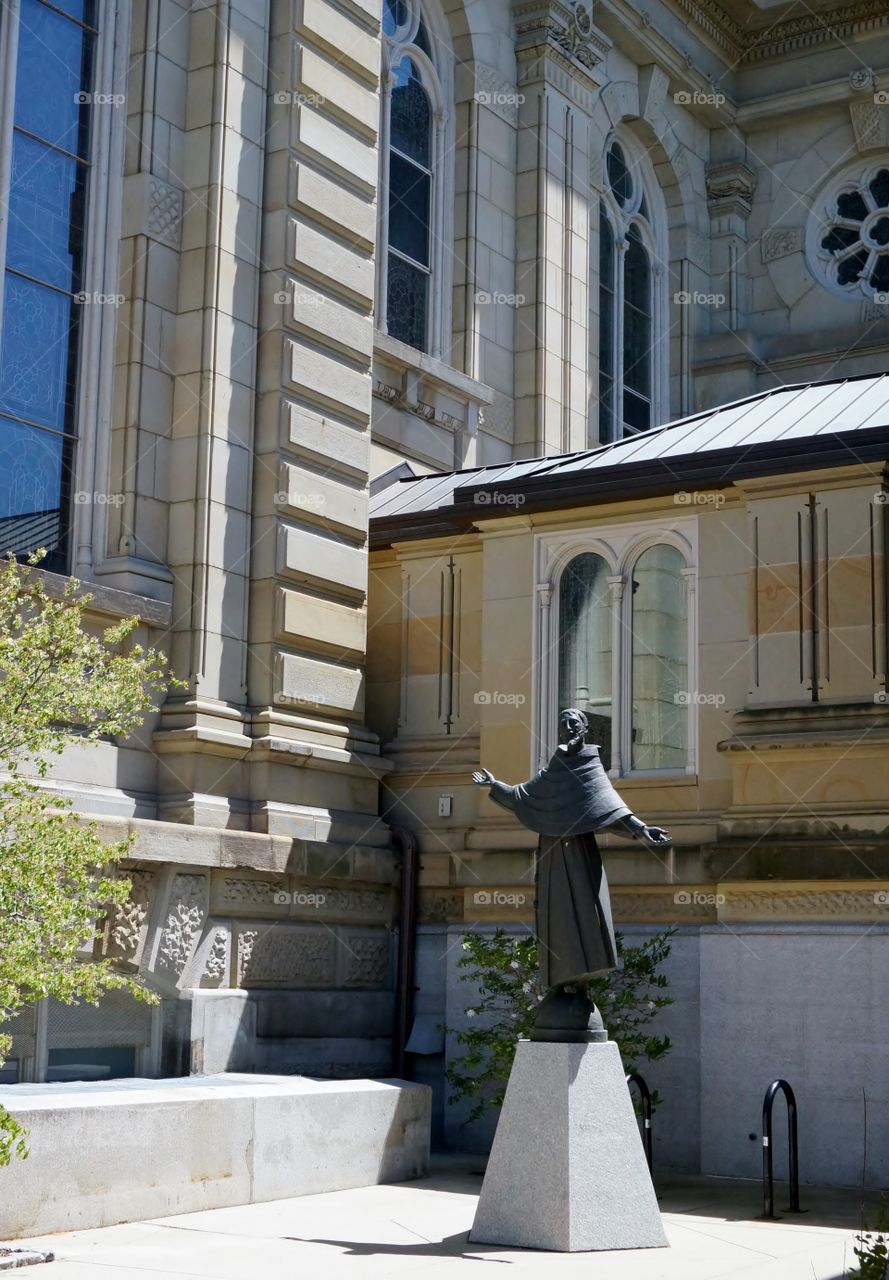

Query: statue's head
558 708 588 753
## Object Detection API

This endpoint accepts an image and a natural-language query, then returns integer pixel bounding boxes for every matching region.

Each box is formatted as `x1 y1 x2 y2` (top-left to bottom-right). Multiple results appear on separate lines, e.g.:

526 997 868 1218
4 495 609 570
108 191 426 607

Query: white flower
466 1009 476 1018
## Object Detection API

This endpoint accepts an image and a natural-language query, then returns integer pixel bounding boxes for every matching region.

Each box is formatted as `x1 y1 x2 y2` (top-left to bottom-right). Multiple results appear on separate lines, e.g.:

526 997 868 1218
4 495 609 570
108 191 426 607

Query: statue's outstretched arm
473 768 521 815
613 813 672 847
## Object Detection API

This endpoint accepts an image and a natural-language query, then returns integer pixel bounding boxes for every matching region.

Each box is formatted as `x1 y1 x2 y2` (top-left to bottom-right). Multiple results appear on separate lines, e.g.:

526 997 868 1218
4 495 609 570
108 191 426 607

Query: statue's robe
488 744 631 988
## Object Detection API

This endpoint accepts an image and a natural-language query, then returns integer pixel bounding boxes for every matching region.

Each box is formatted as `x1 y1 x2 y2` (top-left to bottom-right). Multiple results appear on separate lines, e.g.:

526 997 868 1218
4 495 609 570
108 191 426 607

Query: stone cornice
664 0 889 65
744 0 889 63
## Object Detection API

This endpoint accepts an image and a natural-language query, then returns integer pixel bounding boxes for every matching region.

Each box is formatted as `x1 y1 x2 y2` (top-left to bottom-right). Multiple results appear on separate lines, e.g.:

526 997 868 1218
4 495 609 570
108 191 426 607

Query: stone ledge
0 1073 430 1238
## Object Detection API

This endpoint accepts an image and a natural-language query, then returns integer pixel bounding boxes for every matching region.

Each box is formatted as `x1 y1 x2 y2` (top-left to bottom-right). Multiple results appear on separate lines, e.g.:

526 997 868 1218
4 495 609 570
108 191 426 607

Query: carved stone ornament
513 0 608 72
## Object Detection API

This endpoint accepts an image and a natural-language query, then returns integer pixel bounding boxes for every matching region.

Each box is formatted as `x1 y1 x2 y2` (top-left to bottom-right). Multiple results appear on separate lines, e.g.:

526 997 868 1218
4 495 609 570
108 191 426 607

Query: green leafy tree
445 927 675 1123
0 554 176 1164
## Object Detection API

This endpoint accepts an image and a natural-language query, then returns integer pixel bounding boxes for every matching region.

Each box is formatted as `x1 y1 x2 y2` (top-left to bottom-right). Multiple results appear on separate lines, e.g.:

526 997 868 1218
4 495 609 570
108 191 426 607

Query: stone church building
1 0 889 1186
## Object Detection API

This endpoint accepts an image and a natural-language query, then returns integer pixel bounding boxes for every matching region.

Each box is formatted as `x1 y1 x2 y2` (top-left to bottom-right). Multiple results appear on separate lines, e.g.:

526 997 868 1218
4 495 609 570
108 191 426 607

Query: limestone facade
2 0 889 1184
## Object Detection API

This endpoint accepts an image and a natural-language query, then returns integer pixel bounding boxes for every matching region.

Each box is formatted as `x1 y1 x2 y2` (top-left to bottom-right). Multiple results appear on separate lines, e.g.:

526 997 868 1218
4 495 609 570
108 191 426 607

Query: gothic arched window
597 139 661 443
379 0 450 356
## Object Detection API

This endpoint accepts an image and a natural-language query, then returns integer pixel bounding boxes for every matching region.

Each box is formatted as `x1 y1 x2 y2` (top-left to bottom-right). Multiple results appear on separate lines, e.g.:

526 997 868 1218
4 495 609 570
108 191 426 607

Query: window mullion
615 233 628 440
377 64 393 336
428 108 445 359
607 572 625 775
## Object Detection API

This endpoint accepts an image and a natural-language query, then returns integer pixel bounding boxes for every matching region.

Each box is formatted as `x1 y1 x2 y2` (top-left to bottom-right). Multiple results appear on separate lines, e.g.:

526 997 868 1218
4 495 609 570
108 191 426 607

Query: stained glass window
0 0 97 570
598 209 615 441
597 140 658 443
381 6 441 353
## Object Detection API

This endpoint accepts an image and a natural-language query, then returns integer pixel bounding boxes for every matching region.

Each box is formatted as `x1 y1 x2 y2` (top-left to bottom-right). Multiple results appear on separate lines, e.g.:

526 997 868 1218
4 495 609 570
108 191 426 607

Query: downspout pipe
391 826 419 1079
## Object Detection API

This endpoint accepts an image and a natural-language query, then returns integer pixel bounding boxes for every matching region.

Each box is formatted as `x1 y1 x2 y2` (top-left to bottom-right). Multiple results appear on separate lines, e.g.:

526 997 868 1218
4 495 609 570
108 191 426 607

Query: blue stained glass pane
0 416 67 560
391 59 431 167
6 132 86 291
388 152 430 266
0 273 78 431
14 0 94 158
414 17 432 57
383 0 408 35
607 142 632 208
386 253 427 351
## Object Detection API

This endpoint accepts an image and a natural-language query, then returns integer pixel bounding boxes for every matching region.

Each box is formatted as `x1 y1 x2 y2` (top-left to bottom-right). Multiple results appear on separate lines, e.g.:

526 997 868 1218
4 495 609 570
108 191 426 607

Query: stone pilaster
246 0 389 842
705 160 757 333
512 0 608 457
153 0 272 823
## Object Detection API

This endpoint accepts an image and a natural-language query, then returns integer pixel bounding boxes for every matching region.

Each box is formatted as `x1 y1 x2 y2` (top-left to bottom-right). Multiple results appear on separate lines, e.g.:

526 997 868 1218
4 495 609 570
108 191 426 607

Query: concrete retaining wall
0 1073 431 1238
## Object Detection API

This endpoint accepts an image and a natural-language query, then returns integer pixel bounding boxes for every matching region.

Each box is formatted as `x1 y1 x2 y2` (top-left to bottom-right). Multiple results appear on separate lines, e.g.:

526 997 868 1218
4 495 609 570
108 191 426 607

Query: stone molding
665 0 889 64
706 161 757 219
413 878 889 925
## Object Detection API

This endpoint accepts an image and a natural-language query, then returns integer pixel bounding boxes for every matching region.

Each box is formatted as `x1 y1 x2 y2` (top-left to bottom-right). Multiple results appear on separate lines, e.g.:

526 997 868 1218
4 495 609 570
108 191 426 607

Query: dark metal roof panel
370 374 889 521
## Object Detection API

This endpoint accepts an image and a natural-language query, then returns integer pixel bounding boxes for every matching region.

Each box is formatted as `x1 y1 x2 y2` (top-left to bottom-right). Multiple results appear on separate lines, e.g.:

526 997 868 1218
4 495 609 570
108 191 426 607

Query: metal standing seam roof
370 372 889 526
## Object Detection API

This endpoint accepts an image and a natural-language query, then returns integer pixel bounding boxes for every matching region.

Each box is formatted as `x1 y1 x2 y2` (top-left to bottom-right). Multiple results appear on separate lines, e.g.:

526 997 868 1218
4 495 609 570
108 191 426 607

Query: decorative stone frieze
418 889 465 924
238 926 337 987
103 870 156 965
513 0 609 74
761 227 803 263
339 932 391 988
472 63 523 127
156 874 209 983
122 172 184 249
850 99 887 152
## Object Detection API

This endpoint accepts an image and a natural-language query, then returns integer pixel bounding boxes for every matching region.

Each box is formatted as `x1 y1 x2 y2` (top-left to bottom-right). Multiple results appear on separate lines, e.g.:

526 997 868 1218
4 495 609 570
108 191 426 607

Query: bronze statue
472 707 671 1043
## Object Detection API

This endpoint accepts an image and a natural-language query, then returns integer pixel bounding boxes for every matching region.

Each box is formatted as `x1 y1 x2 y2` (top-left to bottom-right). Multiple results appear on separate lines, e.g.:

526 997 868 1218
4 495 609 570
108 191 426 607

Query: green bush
851 1200 889 1279
445 927 675 1122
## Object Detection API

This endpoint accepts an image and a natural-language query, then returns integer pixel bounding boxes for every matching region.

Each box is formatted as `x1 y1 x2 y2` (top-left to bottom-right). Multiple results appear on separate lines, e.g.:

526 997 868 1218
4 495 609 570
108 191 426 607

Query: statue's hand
642 825 671 847
472 768 495 786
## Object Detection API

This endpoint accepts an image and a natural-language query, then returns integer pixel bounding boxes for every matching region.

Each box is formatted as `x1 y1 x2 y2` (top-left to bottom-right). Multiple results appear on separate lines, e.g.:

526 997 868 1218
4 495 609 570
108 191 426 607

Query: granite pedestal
470 1039 668 1252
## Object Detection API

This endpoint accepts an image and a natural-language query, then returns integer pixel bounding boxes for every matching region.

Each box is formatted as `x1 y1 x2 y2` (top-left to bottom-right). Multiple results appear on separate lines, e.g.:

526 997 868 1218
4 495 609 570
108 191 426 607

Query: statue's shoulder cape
488 744 631 837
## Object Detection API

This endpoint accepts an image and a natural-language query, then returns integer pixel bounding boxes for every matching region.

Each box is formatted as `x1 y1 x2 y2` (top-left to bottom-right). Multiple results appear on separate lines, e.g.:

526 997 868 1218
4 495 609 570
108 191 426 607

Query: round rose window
813 164 889 299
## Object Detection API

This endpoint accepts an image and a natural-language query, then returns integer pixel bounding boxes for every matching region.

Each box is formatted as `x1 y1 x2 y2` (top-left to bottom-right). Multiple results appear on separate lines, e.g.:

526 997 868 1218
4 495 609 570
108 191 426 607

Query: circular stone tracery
815 165 889 298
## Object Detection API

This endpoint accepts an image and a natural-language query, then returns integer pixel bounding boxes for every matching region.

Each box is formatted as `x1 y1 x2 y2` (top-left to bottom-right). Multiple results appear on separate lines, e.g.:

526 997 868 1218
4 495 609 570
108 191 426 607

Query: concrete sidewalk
11 1159 881 1279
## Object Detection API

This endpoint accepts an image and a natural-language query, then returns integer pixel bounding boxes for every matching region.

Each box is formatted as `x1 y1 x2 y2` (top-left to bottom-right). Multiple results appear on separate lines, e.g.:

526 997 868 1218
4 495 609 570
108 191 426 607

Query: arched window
379 0 450 355
558 553 613 767
630 544 688 770
597 138 661 443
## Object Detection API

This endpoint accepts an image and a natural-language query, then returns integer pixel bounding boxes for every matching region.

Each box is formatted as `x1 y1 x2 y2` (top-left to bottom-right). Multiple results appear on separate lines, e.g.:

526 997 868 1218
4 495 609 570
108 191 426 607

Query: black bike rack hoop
626 1072 653 1173
762 1079 803 1219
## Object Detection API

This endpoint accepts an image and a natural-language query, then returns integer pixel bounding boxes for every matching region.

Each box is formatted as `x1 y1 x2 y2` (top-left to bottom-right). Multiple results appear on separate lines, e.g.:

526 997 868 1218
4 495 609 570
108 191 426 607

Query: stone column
512 0 608 458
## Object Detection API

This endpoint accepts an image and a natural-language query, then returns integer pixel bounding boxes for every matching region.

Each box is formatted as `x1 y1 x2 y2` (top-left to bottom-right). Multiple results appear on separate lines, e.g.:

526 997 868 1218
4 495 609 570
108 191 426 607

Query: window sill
373 330 494 434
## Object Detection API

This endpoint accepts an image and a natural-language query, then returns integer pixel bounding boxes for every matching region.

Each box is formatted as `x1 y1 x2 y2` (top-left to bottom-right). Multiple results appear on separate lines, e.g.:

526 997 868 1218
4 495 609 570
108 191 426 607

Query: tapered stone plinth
470 1040 668 1252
